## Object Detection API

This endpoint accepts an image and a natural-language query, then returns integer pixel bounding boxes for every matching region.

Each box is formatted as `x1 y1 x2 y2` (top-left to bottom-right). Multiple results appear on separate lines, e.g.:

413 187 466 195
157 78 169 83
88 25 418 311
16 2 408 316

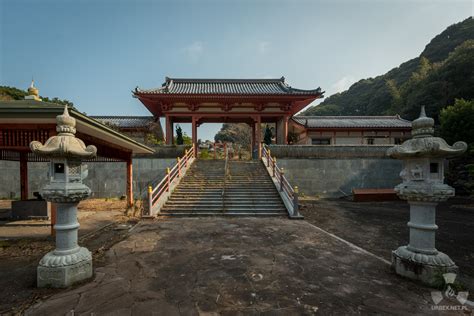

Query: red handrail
261 144 301 218
145 145 195 216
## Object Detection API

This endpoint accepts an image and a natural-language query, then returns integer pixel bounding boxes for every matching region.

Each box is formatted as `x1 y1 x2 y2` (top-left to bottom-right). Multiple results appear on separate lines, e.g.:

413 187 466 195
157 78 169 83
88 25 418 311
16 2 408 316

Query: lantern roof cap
387 106 467 159
30 105 97 159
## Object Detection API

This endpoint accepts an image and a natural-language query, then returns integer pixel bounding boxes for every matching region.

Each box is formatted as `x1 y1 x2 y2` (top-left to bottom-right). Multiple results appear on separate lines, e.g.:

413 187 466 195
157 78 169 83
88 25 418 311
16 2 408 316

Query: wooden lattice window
0 129 50 147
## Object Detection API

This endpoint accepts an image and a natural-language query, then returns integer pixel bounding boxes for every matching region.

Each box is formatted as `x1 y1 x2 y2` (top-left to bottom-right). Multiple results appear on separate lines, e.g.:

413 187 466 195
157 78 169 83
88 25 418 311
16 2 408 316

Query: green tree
214 123 251 147
440 99 474 147
182 132 192 145
263 125 272 145
175 125 184 145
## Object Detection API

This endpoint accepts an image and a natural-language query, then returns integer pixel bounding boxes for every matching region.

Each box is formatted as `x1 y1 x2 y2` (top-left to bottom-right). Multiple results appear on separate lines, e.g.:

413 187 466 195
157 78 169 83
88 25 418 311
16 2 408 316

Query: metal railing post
280 168 284 192
293 186 300 217
272 157 276 177
184 149 188 167
177 157 181 177
166 167 171 191
147 185 153 216
267 149 271 166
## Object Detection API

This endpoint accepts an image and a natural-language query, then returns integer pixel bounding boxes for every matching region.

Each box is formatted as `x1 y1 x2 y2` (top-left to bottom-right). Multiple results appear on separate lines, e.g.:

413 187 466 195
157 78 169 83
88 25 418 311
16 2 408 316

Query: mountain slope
303 17 474 120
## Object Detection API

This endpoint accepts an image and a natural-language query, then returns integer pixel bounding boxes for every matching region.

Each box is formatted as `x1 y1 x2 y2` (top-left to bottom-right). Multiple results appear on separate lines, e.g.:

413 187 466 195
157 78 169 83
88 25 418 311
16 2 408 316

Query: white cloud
183 41 203 62
258 41 270 54
331 75 356 94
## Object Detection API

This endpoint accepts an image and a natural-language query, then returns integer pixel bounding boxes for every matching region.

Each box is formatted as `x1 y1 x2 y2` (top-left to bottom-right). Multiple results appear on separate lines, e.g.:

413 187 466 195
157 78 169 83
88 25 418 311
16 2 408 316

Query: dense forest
303 17 474 121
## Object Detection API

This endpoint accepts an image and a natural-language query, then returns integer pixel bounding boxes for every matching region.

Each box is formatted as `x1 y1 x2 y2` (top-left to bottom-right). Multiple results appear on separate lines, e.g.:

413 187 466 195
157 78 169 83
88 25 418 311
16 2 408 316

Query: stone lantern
30 106 97 288
387 106 467 286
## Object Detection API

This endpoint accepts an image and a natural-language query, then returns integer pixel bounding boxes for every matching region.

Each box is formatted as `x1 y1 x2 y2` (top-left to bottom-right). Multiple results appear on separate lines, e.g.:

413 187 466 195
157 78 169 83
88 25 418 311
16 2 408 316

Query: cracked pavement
26 217 447 315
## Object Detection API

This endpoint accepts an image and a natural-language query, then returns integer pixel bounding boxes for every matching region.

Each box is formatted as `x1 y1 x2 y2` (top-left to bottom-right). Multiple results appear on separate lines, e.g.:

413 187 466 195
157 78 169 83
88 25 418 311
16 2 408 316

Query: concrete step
158 212 286 217
165 202 284 207
157 159 289 217
168 197 282 201
160 207 287 213
162 205 285 211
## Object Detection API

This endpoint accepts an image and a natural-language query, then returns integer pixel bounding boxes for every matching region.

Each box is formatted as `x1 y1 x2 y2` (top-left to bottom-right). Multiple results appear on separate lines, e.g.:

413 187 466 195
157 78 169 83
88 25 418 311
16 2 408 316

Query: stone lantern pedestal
387 106 467 286
30 106 97 288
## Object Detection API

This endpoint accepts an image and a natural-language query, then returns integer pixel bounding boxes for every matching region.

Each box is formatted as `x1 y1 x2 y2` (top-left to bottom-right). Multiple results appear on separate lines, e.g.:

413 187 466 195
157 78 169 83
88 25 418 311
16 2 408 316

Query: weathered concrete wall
269 145 392 158
268 145 402 198
0 158 176 200
277 158 402 198
1 145 404 200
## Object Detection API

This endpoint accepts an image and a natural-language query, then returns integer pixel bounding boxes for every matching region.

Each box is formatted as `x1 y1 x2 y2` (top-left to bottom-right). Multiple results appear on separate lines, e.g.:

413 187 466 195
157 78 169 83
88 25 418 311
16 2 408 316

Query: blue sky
1 0 472 141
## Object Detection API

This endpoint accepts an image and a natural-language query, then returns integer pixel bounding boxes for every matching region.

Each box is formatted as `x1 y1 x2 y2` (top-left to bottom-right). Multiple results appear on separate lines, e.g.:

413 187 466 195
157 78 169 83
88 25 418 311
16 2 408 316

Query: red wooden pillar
283 116 289 145
20 152 28 200
192 116 198 157
126 154 133 208
165 115 172 145
251 123 256 154
256 116 262 159
171 121 174 145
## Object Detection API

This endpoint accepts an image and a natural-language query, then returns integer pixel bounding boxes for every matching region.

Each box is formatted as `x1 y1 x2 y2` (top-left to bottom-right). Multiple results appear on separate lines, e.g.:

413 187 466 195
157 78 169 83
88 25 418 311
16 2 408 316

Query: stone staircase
160 160 287 216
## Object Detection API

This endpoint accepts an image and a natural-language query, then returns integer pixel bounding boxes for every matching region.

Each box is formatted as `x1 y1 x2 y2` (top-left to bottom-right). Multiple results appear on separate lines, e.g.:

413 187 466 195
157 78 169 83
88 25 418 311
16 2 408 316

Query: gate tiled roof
135 77 322 95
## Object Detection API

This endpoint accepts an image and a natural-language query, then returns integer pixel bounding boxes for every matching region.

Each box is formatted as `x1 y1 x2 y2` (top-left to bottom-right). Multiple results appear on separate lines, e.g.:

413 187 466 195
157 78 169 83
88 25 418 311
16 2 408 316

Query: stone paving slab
26 218 458 315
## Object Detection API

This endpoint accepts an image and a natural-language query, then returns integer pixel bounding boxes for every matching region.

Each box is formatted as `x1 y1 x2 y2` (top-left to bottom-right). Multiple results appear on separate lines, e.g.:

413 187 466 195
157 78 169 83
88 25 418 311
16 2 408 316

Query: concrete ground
0 199 133 314
26 217 461 315
300 198 474 291
0 199 125 239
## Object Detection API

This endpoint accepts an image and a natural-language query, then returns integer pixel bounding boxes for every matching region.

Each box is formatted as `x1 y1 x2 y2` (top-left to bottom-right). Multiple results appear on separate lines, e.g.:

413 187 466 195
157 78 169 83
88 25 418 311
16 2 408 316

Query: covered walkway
0 98 154 206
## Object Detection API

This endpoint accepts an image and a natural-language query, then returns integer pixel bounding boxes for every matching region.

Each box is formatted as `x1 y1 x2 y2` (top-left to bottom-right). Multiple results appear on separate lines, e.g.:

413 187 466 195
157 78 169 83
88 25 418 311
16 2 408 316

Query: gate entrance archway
134 77 323 158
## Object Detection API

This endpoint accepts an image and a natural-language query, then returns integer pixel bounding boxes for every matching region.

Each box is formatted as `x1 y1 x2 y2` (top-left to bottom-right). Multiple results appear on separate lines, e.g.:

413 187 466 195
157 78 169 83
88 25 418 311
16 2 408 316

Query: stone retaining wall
1 145 403 200
277 158 402 198
268 145 402 198
268 145 392 158
0 158 176 200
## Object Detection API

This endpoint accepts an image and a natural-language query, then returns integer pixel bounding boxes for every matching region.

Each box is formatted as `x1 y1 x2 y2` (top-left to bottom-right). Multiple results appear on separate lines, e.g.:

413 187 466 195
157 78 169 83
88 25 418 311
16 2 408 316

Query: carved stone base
37 247 92 288
392 246 458 286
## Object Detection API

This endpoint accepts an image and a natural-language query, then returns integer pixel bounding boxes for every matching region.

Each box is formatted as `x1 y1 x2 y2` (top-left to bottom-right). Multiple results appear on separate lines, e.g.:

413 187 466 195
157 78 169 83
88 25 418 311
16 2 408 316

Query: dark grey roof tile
293 116 412 129
135 77 322 95
91 116 155 129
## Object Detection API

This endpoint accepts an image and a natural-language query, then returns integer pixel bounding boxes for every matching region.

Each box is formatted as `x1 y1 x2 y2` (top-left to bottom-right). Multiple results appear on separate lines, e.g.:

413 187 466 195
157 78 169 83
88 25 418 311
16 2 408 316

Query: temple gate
133 77 323 158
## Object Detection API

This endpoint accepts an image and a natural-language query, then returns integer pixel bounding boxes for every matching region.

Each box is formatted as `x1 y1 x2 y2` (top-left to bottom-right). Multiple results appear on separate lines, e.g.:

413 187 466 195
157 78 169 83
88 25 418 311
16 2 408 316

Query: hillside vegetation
303 17 474 121
0 85 74 107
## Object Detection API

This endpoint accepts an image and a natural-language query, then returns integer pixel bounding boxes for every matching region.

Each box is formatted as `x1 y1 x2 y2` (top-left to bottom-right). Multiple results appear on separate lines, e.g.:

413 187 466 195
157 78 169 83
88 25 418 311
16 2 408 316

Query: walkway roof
0 100 154 161
292 115 412 129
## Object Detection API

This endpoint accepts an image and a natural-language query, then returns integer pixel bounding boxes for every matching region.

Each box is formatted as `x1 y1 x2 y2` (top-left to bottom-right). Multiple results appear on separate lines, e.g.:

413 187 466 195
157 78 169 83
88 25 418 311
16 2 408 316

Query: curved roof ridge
295 115 406 119
90 115 154 119
166 77 285 83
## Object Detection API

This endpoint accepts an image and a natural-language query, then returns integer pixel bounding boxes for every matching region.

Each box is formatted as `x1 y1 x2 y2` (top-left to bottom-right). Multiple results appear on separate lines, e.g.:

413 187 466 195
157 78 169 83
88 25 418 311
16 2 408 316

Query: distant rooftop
91 116 155 129
292 116 412 129
134 77 323 95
